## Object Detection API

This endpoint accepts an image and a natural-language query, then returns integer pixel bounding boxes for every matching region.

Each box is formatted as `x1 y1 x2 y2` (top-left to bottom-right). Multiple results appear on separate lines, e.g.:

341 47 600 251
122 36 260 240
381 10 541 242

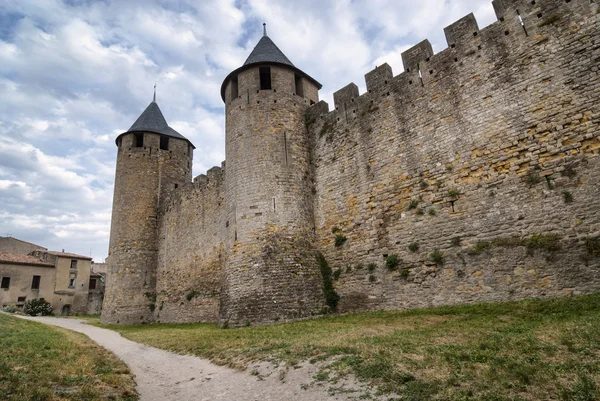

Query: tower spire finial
153 82 156 102
263 22 267 36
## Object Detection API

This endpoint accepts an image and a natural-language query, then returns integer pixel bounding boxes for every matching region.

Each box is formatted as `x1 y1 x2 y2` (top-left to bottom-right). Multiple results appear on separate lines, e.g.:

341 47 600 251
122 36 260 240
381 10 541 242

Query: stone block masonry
307 0 600 313
103 0 600 326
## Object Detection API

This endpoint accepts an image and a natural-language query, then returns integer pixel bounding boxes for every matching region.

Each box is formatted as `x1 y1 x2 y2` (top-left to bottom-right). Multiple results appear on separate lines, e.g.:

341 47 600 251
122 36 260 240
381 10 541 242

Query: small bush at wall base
317 253 340 312
334 234 347 247
585 237 600 256
563 190 573 203
2 304 18 313
23 298 53 316
386 254 400 270
408 242 420 252
430 249 445 265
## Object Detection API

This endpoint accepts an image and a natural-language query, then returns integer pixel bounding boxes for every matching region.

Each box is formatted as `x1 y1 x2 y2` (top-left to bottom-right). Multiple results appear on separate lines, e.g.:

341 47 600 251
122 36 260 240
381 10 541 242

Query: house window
1 277 10 289
70 260 78 269
160 135 169 150
69 279 75 288
89 278 97 290
231 75 239 99
134 133 144 147
259 66 272 90
31 275 41 290
17 296 26 303
294 74 304 97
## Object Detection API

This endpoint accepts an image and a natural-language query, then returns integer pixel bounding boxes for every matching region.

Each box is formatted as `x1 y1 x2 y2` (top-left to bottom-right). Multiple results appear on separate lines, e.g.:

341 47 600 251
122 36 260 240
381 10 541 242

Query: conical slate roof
243 35 294 67
220 29 322 102
116 100 194 148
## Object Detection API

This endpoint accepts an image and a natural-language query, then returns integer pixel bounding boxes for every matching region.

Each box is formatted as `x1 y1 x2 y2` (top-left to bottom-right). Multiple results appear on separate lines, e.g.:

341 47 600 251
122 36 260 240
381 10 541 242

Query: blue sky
0 0 497 261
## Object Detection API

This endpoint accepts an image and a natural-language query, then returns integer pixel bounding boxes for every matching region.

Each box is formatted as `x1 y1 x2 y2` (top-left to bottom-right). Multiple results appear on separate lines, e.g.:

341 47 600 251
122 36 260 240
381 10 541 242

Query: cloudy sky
0 0 497 261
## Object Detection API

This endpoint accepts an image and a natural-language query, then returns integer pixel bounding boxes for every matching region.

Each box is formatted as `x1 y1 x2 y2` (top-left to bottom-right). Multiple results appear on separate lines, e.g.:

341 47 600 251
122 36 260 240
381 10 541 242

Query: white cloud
0 0 496 260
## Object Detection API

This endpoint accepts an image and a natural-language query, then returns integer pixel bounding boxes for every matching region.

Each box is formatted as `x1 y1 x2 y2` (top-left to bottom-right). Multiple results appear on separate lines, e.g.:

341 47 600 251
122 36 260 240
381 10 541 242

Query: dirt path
18 316 372 401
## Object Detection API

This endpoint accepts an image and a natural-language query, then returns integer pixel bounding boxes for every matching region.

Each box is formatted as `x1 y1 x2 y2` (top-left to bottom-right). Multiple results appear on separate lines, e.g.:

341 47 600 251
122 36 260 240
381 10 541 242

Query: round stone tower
219 25 325 326
101 96 195 324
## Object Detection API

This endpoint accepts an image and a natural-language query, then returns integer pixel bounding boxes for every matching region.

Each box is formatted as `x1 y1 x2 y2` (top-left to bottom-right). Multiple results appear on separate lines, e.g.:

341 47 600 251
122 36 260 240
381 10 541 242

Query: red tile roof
43 250 93 260
0 253 54 267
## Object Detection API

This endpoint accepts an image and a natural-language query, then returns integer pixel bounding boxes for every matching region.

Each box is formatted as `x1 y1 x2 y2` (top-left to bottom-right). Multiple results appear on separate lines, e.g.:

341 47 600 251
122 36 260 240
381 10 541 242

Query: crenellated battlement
310 0 594 117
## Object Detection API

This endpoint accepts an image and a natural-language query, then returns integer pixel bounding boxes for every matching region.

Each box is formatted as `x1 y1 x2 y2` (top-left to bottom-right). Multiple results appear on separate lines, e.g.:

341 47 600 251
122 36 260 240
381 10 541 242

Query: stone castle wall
307 0 600 313
104 0 600 325
154 166 227 322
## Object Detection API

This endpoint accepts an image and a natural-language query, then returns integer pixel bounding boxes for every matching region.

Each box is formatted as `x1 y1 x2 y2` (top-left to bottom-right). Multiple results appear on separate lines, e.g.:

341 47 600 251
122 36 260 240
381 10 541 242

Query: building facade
0 247 104 315
102 0 600 326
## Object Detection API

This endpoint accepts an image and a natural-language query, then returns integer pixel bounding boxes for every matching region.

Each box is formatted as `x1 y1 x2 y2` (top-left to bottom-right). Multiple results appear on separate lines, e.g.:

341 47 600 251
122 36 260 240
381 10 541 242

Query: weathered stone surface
103 0 600 326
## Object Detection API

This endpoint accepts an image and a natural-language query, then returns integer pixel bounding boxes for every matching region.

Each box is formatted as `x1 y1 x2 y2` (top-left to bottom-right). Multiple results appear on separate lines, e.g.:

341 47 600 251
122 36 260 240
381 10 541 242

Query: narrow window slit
283 131 289 166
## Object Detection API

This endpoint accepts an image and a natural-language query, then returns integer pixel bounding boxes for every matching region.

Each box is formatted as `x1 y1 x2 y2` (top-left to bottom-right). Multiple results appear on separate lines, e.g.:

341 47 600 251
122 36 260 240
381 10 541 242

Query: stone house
0 245 104 315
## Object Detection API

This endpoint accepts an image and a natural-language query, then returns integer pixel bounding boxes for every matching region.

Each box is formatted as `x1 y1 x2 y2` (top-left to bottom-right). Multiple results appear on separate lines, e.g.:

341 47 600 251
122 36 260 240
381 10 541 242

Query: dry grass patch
101 295 600 400
0 313 137 401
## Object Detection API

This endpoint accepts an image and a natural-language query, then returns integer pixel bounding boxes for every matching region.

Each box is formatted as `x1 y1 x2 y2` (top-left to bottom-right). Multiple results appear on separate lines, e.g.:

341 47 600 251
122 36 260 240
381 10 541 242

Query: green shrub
561 165 577 178
2 304 18 313
467 240 492 255
428 208 437 216
524 172 541 186
563 190 573 203
524 233 561 254
334 234 347 247
399 269 410 278
23 298 53 316
385 254 400 270
416 208 424 216
408 242 420 252
186 290 201 301
448 189 461 199
430 249 445 265
408 200 419 210
317 253 340 312
585 237 600 257
367 262 377 272
333 268 343 280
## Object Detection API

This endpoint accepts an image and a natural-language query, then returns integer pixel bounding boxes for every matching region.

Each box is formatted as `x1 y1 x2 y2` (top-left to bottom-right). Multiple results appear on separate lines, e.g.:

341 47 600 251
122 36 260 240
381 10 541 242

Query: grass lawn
0 313 137 401
101 295 600 400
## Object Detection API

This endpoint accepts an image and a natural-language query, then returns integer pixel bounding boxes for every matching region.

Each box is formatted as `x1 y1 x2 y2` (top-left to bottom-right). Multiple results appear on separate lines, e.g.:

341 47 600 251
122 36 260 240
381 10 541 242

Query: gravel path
17 316 371 401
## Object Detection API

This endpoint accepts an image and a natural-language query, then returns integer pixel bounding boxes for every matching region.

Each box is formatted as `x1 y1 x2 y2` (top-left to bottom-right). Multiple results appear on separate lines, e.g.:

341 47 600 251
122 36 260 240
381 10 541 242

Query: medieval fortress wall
309 0 600 312
103 0 600 325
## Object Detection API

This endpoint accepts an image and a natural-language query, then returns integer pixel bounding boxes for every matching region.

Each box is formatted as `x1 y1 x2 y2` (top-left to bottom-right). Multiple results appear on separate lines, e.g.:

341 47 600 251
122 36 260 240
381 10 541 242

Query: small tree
24 298 53 316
